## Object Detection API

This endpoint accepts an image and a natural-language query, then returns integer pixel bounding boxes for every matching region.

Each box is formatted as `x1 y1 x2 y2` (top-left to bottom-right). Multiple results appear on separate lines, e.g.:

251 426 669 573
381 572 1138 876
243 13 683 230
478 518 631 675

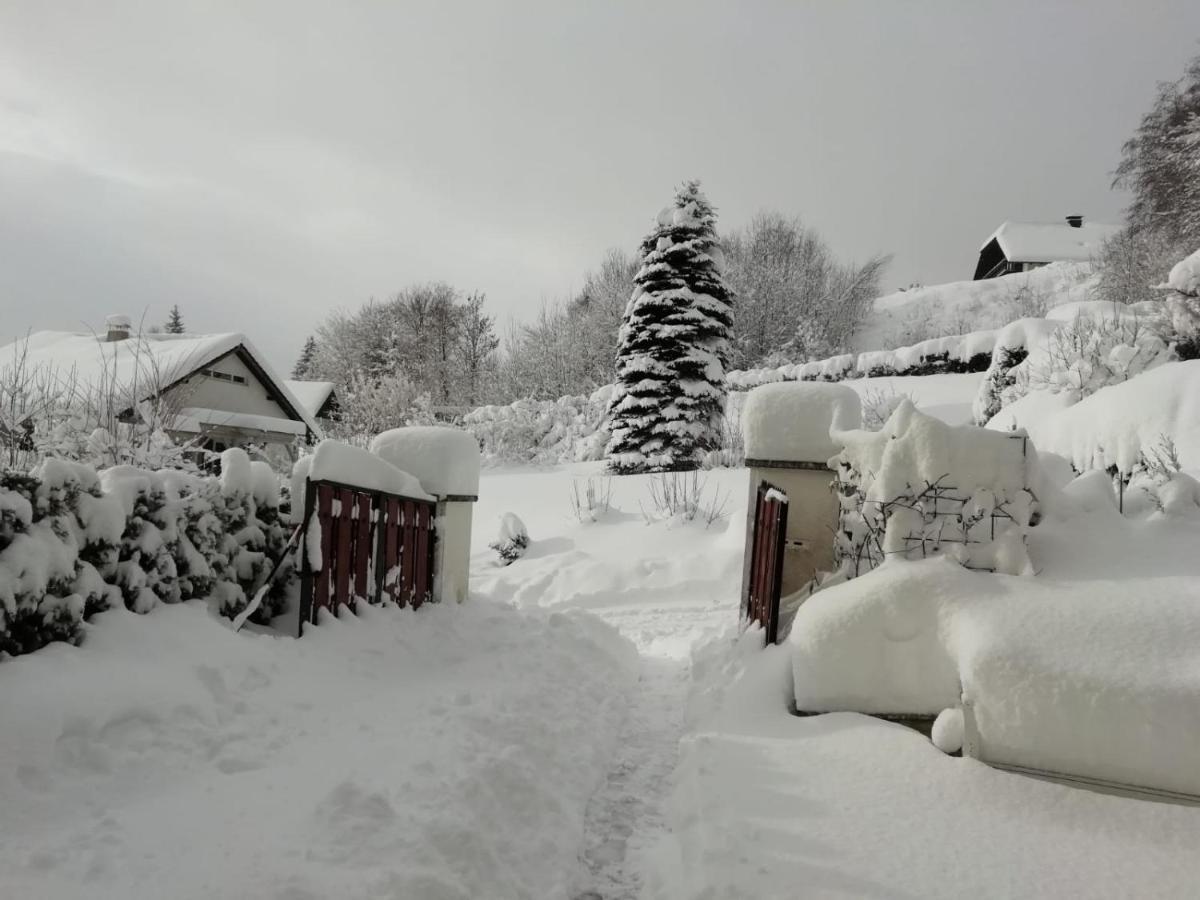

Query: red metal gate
743 481 789 645
297 478 437 635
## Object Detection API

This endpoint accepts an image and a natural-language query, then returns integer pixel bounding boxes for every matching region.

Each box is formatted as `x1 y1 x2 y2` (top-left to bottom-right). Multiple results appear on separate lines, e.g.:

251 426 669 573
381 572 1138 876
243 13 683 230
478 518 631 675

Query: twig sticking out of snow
569 476 613 523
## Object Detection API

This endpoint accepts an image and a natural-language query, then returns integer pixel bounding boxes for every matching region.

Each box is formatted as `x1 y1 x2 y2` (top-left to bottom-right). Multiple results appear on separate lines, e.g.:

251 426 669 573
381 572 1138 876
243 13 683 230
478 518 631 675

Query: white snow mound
371 426 481 497
742 382 862 462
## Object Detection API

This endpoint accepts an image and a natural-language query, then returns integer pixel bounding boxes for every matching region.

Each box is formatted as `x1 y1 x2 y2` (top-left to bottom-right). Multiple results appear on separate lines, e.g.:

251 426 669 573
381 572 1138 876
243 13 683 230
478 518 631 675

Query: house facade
973 216 1119 280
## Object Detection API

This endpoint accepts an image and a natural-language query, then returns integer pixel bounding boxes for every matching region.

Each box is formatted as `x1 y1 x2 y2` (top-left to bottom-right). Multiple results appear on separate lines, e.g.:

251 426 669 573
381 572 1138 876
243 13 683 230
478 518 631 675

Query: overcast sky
2 1 1199 372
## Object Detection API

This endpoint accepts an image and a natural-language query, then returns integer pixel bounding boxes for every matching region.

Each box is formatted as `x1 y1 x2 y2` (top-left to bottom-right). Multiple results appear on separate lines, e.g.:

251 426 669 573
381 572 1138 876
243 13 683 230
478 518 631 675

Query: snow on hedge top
989 360 1200 476
370 426 480 497
742 382 862 463
834 400 1030 501
1167 247 1200 296
303 440 432 500
984 220 1119 264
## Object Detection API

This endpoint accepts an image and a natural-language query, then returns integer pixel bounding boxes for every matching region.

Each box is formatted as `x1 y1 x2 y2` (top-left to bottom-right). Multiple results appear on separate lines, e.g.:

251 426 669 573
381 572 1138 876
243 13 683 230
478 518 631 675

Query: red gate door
743 481 789 645
297 479 437 635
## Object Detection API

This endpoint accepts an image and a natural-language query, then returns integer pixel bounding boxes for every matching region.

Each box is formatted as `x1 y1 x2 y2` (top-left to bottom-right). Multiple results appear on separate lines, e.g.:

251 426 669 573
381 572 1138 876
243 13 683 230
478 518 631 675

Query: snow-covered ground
4 357 1200 899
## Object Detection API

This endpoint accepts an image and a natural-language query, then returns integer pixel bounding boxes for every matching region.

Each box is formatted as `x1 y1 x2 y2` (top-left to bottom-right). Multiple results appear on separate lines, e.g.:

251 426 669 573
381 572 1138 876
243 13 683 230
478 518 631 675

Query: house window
200 368 247 385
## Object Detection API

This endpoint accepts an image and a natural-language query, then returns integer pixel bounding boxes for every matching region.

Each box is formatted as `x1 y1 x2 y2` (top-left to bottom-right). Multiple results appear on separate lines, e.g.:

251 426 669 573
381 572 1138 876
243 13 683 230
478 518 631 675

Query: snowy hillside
855 261 1099 351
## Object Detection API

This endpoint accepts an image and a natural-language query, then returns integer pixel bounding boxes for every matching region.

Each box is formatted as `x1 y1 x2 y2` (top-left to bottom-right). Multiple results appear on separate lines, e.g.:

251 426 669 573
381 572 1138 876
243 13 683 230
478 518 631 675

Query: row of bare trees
300 212 891 416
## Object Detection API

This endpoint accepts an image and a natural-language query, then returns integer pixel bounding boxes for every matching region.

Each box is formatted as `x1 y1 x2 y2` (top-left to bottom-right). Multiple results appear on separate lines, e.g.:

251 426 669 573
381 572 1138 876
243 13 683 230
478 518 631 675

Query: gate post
369 426 482 604
739 382 863 626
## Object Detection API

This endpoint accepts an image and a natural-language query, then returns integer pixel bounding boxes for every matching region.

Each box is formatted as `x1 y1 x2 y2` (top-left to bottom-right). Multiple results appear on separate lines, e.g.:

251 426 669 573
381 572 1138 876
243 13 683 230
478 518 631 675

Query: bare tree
457 292 499 406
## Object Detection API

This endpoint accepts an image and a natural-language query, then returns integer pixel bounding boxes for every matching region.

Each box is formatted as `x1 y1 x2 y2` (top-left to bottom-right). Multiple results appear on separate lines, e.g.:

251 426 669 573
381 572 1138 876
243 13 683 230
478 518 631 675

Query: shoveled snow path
569 601 730 900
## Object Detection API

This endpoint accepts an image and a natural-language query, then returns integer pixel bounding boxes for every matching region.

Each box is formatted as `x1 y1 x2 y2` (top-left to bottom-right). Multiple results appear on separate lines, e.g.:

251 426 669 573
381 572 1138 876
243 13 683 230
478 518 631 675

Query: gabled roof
283 380 337 417
0 330 321 436
980 221 1119 264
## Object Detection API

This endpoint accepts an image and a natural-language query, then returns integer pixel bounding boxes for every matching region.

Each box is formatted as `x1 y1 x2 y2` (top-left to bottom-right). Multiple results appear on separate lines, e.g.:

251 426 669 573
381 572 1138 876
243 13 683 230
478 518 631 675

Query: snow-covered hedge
0 448 290 660
462 387 613 466
727 328 1004 391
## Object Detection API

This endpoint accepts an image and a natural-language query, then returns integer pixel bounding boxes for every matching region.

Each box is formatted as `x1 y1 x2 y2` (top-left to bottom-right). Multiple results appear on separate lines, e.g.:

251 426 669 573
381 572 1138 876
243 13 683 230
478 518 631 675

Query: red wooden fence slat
315 483 334 614
384 497 400 604
412 504 429 609
353 492 372 608
334 488 354 611
401 500 416 607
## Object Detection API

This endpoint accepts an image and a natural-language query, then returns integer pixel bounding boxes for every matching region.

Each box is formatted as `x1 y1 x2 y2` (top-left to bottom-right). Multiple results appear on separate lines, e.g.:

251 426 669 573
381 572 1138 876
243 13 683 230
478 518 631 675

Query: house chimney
1065 215 1083 228
105 314 132 342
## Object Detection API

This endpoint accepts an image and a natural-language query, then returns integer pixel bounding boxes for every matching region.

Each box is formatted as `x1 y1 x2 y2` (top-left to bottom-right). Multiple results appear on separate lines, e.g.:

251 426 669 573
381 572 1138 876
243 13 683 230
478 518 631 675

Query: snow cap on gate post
369 426 481 604
739 382 863 608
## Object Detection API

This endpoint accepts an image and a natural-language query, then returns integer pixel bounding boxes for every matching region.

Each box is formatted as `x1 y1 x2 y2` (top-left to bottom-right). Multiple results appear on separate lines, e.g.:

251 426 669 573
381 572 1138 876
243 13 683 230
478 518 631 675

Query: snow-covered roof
283 380 337 417
175 407 309 436
981 221 1119 264
0 330 320 436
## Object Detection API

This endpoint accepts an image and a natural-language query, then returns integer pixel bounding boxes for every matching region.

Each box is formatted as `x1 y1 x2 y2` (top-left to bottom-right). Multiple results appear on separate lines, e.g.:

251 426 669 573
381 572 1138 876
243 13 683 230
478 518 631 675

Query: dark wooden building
974 216 1119 280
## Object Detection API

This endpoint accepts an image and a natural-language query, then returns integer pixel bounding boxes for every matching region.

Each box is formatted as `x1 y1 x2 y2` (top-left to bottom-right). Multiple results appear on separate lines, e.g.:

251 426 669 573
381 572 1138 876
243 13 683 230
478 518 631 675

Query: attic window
200 368 247 385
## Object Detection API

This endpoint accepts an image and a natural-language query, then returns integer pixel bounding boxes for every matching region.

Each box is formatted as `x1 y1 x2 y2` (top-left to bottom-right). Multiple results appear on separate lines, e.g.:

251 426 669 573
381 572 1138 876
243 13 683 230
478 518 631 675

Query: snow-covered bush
859 385 910 431
490 513 529 565
1004 304 1169 407
1160 247 1200 359
0 449 291 659
101 466 182 613
464 389 610 466
322 372 436 448
0 470 87 655
830 401 1037 579
972 347 1027 426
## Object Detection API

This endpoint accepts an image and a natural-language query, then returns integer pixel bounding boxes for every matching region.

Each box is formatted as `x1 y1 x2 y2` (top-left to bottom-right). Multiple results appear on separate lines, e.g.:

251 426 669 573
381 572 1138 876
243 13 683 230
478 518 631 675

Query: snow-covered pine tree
165 304 185 334
292 336 318 380
606 181 732 473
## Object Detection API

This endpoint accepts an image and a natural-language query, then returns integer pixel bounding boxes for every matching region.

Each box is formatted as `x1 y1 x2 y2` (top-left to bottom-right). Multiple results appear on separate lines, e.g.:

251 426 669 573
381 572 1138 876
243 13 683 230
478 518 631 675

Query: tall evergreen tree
606 181 733 474
164 304 185 334
292 335 318 379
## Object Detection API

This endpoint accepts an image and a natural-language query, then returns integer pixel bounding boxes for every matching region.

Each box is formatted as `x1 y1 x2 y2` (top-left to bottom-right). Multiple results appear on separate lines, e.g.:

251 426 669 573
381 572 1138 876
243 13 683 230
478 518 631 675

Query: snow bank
741 382 861 462
663 626 1200 899
304 439 431 500
0 596 638 899
991 360 1200 475
370 426 481 497
788 486 1200 796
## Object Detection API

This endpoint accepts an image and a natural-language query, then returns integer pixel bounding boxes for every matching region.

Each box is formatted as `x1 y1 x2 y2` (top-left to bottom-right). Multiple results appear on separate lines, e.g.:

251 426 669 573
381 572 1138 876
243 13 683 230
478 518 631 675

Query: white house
1 316 320 455
973 215 1119 280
